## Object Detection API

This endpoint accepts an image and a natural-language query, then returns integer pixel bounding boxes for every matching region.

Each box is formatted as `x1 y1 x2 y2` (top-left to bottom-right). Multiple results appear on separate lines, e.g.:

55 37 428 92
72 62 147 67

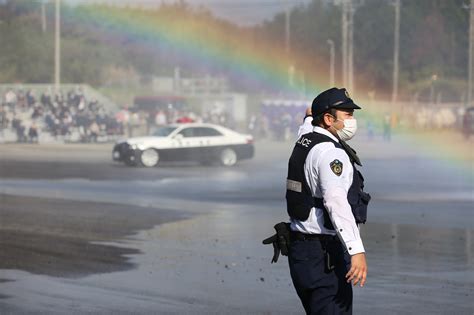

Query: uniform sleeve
297 116 314 138
317 148 365 255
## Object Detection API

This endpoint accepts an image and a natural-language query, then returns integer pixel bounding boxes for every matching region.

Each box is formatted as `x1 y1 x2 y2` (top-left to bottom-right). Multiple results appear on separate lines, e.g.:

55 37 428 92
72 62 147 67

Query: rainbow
68 4 328 95
67 4 473 177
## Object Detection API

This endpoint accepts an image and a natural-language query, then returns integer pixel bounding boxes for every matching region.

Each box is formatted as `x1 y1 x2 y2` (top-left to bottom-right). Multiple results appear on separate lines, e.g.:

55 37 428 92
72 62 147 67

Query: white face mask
335 118 358 141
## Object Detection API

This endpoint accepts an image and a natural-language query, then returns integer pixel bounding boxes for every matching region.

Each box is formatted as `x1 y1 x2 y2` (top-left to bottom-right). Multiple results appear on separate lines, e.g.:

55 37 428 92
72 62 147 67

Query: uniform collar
313 126 340 143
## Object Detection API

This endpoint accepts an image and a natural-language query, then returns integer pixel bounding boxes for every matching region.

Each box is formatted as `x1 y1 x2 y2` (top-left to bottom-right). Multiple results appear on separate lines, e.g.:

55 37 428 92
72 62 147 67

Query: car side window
178 127 222 137
179 127 208 138
178 128 195 138
195 127 223 137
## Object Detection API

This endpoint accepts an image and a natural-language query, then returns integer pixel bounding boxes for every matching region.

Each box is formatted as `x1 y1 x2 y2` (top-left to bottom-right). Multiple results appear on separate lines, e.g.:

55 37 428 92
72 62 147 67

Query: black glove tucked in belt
262 222 291 263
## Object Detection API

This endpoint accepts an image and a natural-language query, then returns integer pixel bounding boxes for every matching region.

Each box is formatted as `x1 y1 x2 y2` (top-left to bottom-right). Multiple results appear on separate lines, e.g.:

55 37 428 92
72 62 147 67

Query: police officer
286 87 369 314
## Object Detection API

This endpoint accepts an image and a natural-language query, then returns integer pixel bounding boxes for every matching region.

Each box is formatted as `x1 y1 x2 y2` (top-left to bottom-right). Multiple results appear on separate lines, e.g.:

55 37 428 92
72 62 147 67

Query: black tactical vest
286 132 371 229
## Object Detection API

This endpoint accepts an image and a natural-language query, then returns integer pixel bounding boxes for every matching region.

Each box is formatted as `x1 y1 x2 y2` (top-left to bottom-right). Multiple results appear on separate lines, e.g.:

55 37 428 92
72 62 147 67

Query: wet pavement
0 136 473 314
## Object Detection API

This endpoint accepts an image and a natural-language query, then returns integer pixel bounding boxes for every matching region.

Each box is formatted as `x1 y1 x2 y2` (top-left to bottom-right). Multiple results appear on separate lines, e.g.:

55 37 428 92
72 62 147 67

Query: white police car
112 123 254 167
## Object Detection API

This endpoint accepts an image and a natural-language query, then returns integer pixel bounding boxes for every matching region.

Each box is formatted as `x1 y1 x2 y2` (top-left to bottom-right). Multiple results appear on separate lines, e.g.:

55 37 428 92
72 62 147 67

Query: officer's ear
322 112 335 127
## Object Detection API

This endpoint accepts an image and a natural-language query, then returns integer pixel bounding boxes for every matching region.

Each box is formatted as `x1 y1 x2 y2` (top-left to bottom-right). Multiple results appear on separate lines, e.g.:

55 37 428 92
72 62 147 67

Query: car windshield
152 126 177 137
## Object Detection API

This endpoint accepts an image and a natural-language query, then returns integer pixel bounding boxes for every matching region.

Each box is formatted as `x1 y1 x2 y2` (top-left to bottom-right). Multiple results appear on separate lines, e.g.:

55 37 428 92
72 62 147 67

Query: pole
348 0 354 93
392 0 400 104
327 39 335 87
285 0 294 88
468 0 474 107
41 1 46 33
341 0 348 87
285 0 290 55
54 0 61 93
288 65 295 87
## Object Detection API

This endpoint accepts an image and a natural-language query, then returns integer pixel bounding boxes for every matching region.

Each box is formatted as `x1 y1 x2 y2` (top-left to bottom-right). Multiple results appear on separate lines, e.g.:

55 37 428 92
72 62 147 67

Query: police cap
311 87 361 117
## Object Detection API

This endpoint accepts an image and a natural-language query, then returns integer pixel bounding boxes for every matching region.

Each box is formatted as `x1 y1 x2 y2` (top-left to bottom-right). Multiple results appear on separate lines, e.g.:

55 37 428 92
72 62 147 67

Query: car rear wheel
140 149 159 167
219 148 237 166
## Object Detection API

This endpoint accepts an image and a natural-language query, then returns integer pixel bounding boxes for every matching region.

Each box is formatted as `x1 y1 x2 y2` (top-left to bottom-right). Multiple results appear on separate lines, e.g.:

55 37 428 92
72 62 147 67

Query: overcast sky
64 0 312 26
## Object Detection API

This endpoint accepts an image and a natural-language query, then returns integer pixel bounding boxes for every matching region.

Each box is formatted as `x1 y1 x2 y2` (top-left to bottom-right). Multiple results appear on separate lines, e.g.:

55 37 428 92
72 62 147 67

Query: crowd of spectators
0 87 244 144
118 104 236 137
0 87 123 143
252 101 306 140
2 88 470 144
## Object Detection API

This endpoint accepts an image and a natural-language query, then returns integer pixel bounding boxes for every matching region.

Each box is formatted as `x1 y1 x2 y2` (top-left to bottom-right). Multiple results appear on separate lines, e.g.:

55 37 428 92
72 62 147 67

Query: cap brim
333 101 361 110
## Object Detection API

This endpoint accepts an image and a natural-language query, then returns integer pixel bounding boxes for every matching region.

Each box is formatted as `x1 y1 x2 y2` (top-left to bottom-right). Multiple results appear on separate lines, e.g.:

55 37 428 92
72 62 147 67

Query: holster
262 222 291 263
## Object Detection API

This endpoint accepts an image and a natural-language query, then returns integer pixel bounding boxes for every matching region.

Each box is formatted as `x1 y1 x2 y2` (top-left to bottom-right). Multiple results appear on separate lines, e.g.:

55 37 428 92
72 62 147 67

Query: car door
173 127 202 161
193 127 225 160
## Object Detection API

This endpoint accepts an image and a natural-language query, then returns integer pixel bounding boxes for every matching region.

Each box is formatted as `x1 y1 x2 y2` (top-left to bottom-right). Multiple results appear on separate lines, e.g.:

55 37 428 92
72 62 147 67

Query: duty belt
290 231 338 242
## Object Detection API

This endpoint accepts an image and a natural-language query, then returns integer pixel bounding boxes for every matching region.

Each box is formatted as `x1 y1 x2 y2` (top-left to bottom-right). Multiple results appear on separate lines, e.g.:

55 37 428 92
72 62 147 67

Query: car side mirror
173 134 184 140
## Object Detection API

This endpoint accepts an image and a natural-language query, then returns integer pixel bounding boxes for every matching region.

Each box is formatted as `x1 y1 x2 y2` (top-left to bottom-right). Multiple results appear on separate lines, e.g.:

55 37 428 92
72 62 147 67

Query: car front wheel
219 148 237 166
139 149 160 167
124 152 138 166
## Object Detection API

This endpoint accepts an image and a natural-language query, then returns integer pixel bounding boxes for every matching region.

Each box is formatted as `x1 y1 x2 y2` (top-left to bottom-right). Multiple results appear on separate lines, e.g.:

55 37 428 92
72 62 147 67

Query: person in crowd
5 89 17 109
28 122 39 143
89 120 100 143
155 110 167 127
12 116 26 143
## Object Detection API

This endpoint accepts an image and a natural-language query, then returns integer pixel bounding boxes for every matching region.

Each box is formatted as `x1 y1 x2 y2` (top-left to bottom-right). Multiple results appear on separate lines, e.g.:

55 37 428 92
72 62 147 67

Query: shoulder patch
330 159 343 176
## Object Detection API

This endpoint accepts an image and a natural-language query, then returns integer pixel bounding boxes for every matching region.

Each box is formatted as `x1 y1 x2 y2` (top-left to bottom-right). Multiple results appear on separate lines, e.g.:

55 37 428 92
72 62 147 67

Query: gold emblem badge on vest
330 159 343 176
